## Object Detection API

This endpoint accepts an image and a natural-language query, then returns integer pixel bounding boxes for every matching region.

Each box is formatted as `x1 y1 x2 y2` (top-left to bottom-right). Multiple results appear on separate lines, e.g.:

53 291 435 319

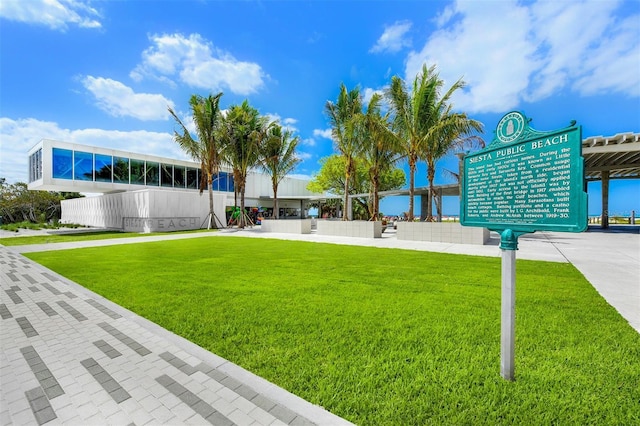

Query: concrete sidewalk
1 225 638 425
0 244 352 426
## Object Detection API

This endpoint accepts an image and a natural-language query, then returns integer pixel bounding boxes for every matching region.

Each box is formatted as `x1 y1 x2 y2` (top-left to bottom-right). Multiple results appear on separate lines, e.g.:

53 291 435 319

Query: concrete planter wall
260 218 312 234
316 220 383 238
396 222 489 245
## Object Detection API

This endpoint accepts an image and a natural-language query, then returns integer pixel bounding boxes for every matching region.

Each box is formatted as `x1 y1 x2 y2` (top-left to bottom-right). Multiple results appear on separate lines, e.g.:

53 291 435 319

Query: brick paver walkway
0 246 351 425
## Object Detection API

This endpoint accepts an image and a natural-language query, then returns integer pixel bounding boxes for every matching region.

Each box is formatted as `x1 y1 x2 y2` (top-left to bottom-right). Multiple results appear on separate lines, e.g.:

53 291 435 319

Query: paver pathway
0 246 351 425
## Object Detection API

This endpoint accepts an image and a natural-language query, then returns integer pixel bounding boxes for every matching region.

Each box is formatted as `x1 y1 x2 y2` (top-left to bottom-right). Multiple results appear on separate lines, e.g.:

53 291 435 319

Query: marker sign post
461 111 587 380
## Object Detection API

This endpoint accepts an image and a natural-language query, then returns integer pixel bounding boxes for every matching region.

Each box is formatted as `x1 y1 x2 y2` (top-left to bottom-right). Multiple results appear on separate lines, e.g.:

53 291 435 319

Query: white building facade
28 139 320 231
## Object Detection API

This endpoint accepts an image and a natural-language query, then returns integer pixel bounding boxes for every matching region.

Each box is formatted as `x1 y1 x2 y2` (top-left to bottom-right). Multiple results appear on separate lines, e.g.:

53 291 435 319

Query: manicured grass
27 238 639 425
0 229 212 246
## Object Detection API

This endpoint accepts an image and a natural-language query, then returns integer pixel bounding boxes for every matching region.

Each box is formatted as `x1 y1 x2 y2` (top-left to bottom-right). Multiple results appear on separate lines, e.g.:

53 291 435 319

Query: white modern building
27 139 321 232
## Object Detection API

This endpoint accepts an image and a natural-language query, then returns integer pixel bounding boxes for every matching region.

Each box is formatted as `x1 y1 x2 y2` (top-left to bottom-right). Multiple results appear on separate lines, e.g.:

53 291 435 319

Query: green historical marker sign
461 111 588 234
461 111 588 381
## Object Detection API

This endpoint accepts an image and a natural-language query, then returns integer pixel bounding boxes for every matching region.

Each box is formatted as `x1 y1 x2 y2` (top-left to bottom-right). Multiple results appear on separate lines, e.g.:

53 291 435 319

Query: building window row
50 148 234 192
28 148 43 183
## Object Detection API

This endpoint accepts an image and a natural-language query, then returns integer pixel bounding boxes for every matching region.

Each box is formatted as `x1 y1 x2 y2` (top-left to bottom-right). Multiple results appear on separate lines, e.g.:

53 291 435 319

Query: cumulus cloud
362 87 389 106
405 0 640 114
265 113 299 133
82 76 175 121
313 128 333 140
131 33 267 95
370 20 412 54
295 152 313 161
0 117 182 184
0 0 101 30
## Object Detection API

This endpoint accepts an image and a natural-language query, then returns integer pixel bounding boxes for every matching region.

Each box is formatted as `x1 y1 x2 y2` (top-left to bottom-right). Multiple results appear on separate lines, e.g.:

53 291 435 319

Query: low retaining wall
396 222 489 245
316 220 383 238
260 219 312 234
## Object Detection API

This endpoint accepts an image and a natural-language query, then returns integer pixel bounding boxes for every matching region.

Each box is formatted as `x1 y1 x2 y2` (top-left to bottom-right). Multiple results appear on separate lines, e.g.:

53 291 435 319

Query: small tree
325 83 364 220
356 93 403 220
220 100 265 228
168 93 224 229
258 122 301 219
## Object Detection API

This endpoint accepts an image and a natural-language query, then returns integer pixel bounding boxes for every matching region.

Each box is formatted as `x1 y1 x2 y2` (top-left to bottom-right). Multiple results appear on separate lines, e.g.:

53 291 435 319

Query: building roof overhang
582 132 640 181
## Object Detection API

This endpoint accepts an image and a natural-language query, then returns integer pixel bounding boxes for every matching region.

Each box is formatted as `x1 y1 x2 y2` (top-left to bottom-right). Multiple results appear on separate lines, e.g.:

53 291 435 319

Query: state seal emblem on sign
496 111 526 144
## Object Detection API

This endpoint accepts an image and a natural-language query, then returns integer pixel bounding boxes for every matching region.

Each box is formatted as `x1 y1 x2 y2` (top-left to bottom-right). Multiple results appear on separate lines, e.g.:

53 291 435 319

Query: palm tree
325 83 363 220
357 93 402 220
219 100 265 228
385 64 441 221
259 122 301 219
422 112 484 221
168 93 224 229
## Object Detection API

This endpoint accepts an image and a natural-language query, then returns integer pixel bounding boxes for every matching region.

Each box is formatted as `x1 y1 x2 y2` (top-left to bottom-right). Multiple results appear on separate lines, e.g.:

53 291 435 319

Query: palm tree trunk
239 182 246 228
207 175 216 229
427 161 435 222
408 156 416 221
273 185 279 219
371 176 380 221
343 160 351 221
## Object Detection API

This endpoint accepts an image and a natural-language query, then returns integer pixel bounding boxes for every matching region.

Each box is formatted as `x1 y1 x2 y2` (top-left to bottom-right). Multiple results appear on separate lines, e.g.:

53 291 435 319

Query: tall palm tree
220 100 265 228
168 93 224 229
357 93 402 220
325 83 363 220
422 109 484 221
259 122 301 219
385 64 441 221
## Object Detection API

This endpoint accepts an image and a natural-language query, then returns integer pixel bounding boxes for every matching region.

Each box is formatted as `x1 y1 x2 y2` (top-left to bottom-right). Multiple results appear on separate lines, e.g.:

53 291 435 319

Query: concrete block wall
61 189 226 231
260 219 312 234
396 222 489 245
316 220 382 238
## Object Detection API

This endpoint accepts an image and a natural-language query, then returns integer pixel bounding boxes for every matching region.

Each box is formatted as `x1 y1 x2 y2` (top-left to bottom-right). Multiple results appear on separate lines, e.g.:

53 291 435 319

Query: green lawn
0 229 212 246
26 238 639 425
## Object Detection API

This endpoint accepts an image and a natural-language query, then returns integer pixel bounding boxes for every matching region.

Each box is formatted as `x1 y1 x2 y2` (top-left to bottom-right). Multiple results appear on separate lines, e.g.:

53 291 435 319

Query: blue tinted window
186 167 198 189
146 161 159 186
52 148 73 179
74 151 93 181
228 173 234 193
29 149 43 182
161 164 173 187
114 157 129 184
131 159 145 184
214 172 228 192
174 166 185 188
95 154 112 182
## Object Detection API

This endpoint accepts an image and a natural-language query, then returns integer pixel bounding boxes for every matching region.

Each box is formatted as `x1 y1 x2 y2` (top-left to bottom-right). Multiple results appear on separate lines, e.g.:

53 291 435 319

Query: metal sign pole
500 229 518 381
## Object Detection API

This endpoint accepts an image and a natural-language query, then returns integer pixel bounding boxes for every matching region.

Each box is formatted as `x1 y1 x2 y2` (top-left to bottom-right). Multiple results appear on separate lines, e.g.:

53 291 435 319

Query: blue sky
1 0 638 216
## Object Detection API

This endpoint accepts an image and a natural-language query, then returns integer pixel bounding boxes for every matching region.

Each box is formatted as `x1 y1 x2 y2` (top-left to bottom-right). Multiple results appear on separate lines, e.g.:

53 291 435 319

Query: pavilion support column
602 171 609 229
420 194 428 221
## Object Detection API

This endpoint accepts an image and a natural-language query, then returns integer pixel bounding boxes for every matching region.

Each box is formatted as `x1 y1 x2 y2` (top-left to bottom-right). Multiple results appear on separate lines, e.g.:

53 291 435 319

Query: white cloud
0 0 101 30
82 76 175 121
0 117 183 184
265 114 299 133
370 20 412 54
313 128 333 140
131 33 267 96
405 0 640 114
301 138 316 147
295 152 313 161
362 87 389 106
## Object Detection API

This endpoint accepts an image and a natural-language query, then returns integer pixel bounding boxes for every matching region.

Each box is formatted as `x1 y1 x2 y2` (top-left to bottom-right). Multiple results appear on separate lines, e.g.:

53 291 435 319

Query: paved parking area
0 245 351 426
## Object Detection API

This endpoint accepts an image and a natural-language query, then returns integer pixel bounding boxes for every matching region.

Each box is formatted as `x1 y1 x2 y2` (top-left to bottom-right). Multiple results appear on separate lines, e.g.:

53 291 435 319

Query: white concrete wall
61 189 226 231
316 220 383 238
260 219 312 234
244 171 316 198
396 222 489 245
